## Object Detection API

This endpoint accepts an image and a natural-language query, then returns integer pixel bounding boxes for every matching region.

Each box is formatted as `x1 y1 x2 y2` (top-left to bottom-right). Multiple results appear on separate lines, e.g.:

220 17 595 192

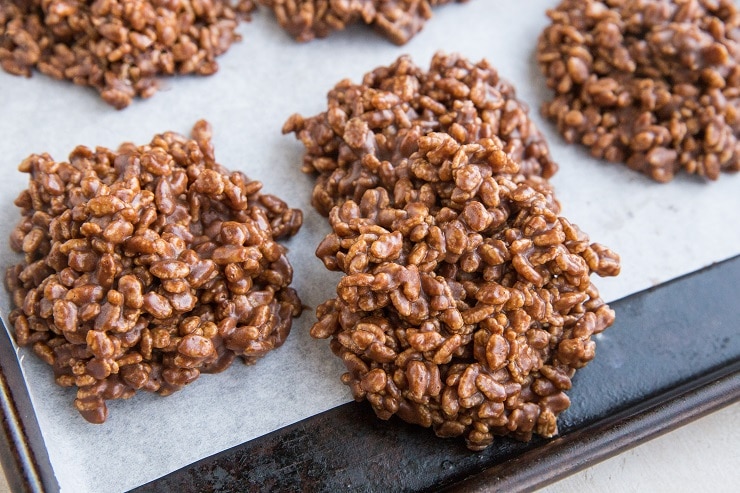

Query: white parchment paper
0 2 738 492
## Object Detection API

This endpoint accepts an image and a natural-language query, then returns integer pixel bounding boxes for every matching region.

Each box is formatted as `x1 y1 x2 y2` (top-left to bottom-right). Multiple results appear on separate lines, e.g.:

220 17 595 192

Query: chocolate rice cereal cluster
0 0 255 109
537 0 740 182
5 121 303 423
257 0 469 45
285 52 558 216
286 53 620 450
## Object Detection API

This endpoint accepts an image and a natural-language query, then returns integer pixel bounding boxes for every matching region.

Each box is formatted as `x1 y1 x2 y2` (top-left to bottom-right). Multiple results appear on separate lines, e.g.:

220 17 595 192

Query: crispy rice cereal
6 121 303 422
537 0 740 182
286 53 620 450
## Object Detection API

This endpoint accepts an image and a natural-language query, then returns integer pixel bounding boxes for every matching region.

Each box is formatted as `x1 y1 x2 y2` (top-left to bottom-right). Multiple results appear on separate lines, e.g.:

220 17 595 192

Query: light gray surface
540 403 740 493
0 2 738 492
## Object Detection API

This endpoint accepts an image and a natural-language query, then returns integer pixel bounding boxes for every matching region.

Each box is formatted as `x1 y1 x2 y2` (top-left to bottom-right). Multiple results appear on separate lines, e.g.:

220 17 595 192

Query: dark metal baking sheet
0 318 54 493
2 256 739 493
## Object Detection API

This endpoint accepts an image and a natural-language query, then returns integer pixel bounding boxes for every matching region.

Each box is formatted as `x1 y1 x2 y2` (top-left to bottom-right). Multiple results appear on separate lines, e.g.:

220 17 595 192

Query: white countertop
541 402 740 493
